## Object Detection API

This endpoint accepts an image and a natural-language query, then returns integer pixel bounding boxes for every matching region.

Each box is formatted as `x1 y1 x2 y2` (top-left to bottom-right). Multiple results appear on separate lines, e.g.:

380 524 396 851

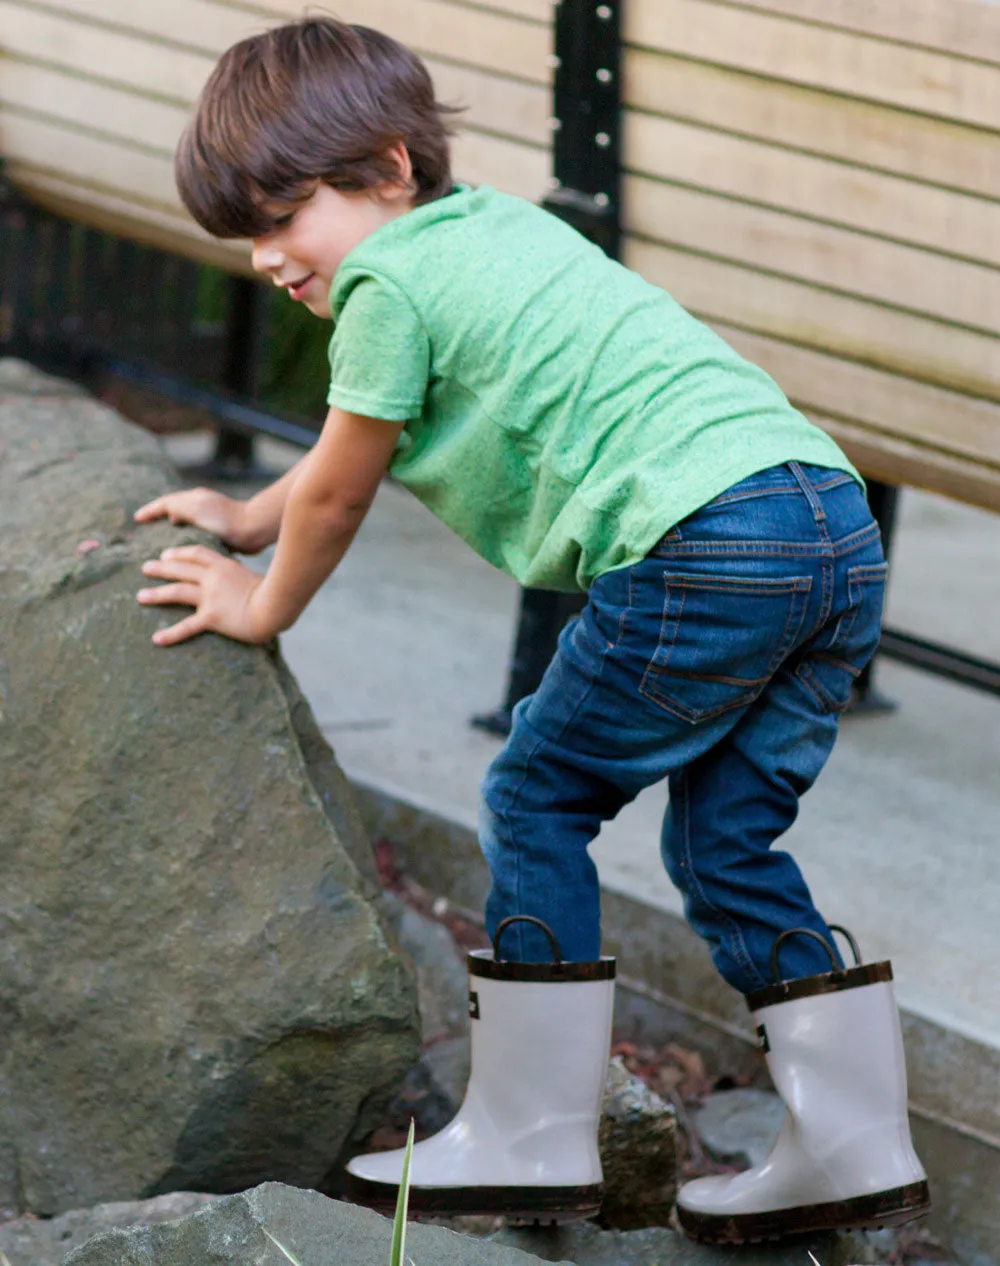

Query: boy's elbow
305 490 375 536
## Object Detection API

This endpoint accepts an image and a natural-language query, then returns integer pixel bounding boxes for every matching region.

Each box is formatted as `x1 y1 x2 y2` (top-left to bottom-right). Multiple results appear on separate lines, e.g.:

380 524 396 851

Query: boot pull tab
827 923 863 968
769 925 862 984
493 915 563 964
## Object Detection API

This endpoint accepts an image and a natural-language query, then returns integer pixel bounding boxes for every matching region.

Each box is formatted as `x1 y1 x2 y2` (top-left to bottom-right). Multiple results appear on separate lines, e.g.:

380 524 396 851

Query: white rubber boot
677 928 931 1243
346 916 615 1222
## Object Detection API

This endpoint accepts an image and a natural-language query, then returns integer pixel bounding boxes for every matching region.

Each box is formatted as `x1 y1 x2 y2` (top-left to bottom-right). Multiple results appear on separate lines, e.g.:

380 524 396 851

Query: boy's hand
134 488 258 553
137 545 276 647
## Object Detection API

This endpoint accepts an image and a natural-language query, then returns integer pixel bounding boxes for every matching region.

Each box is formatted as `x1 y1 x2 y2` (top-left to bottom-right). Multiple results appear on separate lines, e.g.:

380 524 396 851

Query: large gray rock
61 1182 566 1266
0 361 420 1214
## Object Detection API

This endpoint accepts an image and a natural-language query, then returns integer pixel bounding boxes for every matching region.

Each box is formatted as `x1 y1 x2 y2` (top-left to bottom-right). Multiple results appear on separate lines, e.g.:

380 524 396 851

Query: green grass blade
263 1228 306 1266
389 1118 416 1266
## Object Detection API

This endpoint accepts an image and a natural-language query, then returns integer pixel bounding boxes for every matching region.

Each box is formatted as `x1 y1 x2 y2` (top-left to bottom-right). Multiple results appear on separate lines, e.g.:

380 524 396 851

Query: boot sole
678 1179 931 1244
347 1174 603 1224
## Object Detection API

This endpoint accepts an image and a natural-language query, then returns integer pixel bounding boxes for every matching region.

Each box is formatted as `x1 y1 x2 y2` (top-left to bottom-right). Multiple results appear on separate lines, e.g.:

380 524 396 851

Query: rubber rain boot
677 926 931 1243
346 915 615 1223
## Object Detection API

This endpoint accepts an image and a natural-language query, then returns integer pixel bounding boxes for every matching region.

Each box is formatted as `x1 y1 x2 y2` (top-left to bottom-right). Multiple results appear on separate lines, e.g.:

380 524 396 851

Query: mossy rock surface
0 361 419 1215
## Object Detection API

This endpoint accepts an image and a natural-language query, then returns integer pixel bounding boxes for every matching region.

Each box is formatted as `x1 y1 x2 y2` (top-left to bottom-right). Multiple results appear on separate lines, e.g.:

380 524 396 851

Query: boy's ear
380 140 415 202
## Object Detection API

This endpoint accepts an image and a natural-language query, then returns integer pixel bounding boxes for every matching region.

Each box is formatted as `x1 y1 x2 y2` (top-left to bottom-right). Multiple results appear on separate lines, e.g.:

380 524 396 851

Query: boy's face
252 180 412 317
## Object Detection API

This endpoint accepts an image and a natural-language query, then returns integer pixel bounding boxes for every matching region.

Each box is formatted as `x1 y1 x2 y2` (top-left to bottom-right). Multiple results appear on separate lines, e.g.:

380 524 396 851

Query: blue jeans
480 463 887 994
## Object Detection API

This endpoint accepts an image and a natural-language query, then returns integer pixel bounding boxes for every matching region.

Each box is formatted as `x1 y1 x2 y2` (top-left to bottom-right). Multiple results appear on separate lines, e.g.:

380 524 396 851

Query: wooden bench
3 0 998 508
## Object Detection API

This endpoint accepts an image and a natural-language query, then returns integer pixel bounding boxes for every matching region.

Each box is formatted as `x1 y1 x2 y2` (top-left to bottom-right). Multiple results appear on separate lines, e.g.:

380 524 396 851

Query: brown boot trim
678 1179 931 1244
747 961 893 1012
468 951 616 983
347 1173 603 1220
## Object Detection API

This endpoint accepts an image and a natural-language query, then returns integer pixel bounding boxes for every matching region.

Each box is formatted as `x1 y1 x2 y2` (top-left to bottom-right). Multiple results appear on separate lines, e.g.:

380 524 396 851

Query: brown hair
175 17 460 238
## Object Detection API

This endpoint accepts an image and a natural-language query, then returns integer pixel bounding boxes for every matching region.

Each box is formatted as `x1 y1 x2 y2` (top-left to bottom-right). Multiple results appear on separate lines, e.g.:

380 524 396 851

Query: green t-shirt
327 185 856 592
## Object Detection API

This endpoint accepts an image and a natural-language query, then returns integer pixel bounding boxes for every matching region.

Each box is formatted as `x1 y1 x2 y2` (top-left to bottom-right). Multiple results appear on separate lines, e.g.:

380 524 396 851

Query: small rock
598 1055 677 1230
61 1182 567 1266
691 1087 785 1169
0 1192 220 1266
495 1220 876 1266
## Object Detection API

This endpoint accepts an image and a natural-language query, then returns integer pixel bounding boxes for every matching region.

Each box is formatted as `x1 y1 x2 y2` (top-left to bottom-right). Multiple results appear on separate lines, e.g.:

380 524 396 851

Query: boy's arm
251 406 404 632
137 406 403 645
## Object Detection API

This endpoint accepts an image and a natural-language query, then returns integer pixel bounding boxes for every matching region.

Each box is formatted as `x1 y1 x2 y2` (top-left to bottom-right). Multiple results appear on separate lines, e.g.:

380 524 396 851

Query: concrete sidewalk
161 430 1000 1257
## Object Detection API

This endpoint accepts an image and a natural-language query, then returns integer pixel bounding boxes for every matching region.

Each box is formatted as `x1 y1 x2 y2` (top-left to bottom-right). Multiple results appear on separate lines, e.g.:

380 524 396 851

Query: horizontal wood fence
2 0 1000 509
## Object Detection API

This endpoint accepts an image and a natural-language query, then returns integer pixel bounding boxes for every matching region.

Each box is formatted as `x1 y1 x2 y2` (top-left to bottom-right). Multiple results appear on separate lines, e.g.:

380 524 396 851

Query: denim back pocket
795 562 888 714
639 572 812 724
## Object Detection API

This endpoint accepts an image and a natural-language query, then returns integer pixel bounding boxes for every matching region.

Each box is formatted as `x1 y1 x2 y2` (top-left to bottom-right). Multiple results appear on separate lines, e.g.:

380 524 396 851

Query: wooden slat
0 52 548 158
810 413 1000 512
1 110 182 209
0 60 188 154
712 323 1000 467
0 7 549 149
25 0 552 85
8 164 253 272
625 112 1000 269
626 0 1000 131
625 236 1000 403
625 177 1000 336
0 2 213 102
450 131 549 202
1 107 548 234
409 60 550 147
732 0 1000 67
247 0 552 83
625 50 1000 201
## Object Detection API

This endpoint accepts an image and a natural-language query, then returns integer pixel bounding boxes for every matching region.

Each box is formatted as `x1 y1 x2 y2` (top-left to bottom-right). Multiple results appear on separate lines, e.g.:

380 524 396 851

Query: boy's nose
251 239 284 275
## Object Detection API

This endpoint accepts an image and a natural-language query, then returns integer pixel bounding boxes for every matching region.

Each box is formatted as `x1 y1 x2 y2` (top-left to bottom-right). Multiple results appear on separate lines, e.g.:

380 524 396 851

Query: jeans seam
831 520 883 557
499 634 614 958
675 770 765 989
706 473 854 510
788 461 826 522
654 542 836 558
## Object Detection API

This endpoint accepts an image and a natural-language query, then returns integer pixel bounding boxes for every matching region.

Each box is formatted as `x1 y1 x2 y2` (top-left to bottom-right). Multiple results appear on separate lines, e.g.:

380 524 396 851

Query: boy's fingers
142 559 205 583
160 544 220 564
137 582 201 607
134 497 168 521
152 613 208 647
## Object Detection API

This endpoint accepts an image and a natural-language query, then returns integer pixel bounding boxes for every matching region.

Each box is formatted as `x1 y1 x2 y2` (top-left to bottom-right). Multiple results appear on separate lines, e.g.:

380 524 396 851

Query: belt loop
788 461 825 522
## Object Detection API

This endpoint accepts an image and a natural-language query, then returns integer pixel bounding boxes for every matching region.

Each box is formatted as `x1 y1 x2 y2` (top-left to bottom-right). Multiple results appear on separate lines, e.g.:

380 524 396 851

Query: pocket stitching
639 574 811 723
794 561 888 714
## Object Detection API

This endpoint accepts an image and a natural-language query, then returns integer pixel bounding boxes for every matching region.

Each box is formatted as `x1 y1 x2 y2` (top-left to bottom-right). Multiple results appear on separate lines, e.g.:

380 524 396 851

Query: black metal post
187 275 274 480
850 479 899 714
472 0 623 737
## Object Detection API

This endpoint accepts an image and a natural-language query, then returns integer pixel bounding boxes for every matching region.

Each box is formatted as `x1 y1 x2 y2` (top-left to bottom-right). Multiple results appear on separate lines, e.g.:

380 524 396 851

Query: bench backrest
3 0 999 508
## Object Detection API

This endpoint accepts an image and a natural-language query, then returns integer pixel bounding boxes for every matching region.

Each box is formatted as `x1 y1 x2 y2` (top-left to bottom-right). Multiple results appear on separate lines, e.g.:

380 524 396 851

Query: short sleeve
327 272 430 421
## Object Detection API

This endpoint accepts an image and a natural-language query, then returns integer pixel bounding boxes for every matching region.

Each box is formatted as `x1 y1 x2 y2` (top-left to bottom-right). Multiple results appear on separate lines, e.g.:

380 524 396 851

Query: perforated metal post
472 0 623 736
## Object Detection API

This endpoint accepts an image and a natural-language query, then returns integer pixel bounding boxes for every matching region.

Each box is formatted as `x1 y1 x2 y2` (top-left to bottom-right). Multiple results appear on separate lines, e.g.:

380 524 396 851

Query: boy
135 17 929 1239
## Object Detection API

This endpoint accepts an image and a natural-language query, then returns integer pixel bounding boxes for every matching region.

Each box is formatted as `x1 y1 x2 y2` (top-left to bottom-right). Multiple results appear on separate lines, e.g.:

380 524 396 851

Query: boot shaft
467 951 616 1134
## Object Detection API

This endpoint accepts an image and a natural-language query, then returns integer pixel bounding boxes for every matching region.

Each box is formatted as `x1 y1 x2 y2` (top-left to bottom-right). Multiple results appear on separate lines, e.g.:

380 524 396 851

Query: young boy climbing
134 17 930 1240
